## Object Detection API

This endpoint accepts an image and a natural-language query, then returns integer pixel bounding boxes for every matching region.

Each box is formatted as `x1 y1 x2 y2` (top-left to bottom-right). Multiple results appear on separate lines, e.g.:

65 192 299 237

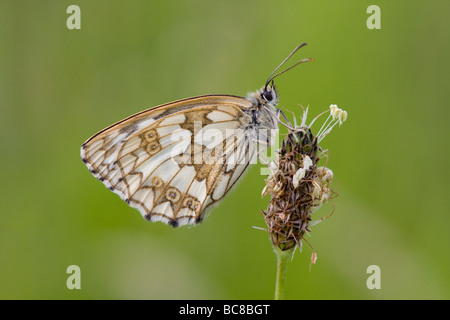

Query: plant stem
274 247 294 300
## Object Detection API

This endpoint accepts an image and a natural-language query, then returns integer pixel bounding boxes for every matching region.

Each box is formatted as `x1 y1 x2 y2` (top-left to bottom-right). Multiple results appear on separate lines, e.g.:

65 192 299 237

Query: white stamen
339 110 347 126
317 104 348 142
303 155 313 171
293 168 306 188
273 182 283 193
261 185 268 197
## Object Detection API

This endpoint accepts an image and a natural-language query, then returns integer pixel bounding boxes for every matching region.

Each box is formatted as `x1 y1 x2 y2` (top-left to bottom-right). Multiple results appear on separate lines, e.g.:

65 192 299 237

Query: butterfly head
261 82 279 109
247 83 279 112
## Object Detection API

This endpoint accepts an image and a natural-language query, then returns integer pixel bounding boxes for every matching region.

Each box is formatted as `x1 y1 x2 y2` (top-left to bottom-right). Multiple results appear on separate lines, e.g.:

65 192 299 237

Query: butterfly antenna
264 43 313 90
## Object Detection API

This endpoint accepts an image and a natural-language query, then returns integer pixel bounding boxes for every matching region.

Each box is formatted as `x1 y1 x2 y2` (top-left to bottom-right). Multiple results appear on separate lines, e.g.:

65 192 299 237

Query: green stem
274 247 294 300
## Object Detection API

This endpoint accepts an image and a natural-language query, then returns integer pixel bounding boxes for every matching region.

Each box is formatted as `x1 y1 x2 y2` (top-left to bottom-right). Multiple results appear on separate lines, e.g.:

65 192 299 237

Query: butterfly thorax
245 85 279 129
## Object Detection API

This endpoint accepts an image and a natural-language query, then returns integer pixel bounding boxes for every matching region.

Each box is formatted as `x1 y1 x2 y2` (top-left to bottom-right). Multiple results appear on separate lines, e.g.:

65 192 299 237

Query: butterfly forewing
81 94 273 227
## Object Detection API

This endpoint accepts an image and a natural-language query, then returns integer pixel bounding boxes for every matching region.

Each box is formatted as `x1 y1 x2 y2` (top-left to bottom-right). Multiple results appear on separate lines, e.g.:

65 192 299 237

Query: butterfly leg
276 108 294 128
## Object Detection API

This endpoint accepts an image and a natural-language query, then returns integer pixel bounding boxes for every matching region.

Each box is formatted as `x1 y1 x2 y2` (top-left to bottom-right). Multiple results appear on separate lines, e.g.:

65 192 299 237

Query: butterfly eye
262 90 273 102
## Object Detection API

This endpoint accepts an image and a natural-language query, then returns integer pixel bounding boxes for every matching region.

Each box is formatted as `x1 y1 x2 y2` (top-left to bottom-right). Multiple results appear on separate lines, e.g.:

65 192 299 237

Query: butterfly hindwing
81 95 264 227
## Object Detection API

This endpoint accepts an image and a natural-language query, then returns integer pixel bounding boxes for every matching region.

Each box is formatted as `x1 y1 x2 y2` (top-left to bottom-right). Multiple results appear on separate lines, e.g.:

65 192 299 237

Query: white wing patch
207 110 235 122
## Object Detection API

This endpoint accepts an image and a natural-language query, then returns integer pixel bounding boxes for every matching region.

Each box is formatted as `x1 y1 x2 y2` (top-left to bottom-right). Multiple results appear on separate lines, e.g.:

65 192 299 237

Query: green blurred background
1 0 449 299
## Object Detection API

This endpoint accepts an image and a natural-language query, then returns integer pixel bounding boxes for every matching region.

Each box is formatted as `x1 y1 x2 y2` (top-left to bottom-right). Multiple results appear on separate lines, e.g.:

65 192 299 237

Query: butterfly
81 43 312 227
